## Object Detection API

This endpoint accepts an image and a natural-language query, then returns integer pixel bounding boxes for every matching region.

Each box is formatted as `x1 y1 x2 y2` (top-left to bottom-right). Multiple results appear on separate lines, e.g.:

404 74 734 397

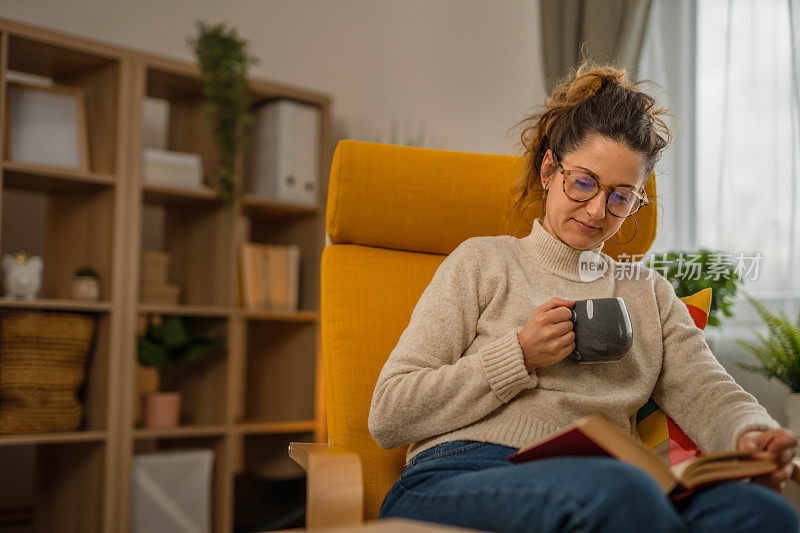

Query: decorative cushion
635 287 712 466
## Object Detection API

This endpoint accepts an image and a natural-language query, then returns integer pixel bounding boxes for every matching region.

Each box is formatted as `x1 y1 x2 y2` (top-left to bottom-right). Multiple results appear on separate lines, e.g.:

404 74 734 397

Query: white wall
0 2 546 519
0 0 547 156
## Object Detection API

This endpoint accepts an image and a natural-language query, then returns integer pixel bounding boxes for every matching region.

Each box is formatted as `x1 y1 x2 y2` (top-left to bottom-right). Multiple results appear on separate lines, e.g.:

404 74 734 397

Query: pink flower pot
143 392 181 429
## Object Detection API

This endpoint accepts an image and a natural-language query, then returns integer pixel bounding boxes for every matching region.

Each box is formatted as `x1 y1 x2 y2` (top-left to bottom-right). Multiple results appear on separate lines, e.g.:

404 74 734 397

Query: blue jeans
379 440 799 532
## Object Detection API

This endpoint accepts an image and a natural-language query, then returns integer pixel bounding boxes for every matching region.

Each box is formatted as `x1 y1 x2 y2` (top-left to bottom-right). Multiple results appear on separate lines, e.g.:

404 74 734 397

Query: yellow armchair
291 139 658 527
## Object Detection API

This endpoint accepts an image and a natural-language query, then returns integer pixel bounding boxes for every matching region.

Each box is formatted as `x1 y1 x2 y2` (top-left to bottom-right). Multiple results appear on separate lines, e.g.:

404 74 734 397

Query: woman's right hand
517 297 575 373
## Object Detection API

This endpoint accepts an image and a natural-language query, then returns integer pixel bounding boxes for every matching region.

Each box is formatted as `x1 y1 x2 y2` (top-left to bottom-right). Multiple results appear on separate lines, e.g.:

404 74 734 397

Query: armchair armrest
289 442 364 529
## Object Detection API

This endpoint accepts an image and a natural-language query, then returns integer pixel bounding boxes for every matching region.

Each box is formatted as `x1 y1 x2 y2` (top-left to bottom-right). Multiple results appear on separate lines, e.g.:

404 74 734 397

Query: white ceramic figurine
2 251 43 300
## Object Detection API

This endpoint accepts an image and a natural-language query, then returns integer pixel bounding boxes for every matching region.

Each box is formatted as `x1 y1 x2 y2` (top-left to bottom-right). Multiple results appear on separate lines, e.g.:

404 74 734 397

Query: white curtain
695 0 800 297
639 0 800 424
638 0 697 253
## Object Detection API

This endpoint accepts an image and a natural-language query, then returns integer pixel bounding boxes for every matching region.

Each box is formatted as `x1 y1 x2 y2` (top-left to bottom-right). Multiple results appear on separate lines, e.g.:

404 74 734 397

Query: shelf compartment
145 63 203 102
0 312 110 432
158 356 228 427
0 297 111 313
0 440 106 531
0 430 106 447
6 35 122 175
246 215 322 313
140 201 233 307
240 431 314 480
136 316 229 427
243 321 317 423
1 187 115 301
2 160 116 193
142 64 222 189
132 435 227 533
234 431 312 532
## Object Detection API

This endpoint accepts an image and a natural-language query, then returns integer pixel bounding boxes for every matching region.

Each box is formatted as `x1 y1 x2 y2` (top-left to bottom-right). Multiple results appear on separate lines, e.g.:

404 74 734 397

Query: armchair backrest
320 140 658 519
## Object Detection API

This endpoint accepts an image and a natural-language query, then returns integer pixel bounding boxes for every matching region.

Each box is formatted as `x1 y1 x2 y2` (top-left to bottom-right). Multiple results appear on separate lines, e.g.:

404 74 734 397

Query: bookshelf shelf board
142 183 219 205
2 160 116 193
238 309 320 322
236 420 316 435
0 431 107 447
241 194 320 218
247 78 330 107
137 304 233 318
0 298 112 313
133 425 228 440
6 33 120 78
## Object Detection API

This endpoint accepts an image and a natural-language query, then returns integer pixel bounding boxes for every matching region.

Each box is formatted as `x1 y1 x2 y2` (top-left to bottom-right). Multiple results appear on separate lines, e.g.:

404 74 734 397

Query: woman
367 63 800 532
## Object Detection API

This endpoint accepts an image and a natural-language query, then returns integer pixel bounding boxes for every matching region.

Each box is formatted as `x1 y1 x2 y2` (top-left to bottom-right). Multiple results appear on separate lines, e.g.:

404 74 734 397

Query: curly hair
506 60 673 233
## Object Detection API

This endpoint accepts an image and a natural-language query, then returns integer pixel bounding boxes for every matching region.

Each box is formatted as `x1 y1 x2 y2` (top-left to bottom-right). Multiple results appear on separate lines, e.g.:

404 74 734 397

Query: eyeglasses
551 151 648 218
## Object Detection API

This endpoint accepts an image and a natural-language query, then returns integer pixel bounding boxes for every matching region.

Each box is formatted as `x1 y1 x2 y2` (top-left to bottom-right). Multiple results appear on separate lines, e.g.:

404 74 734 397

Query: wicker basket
0 312 95 434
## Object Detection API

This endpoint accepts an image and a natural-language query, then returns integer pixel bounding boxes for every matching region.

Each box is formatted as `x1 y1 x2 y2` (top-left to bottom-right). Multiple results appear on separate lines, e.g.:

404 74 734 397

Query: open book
508 414 778 501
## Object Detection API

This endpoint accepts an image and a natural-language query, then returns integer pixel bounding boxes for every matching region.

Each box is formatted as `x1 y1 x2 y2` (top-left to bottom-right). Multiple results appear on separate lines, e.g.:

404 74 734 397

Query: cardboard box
141 250 170 284
142 147 204 189
140 283 180 305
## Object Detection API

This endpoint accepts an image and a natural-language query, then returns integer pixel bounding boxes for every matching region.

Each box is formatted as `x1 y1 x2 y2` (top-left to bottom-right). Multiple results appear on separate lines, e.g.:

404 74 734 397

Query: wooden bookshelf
0 16 130 533
0 15 330 533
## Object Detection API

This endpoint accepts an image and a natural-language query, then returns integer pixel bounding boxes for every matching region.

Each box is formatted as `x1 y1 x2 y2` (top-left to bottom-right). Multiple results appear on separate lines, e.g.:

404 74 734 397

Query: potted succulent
71 266 101 300
734 291 800 433
137 315 224 428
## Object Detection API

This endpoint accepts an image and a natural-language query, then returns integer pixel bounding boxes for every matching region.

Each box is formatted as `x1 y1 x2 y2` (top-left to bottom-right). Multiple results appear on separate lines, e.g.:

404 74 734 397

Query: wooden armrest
288 442 364 529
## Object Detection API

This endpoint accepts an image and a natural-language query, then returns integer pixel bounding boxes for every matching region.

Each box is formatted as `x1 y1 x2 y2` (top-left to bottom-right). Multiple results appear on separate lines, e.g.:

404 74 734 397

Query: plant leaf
162 315 189 349
138 337 169 368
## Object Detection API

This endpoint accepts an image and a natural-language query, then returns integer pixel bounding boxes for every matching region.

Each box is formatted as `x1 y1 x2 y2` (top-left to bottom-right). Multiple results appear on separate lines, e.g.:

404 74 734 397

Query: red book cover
507 427 610 463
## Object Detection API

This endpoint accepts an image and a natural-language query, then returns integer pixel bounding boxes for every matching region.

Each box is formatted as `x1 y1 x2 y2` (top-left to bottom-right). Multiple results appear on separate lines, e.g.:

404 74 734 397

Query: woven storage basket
0 312 95 434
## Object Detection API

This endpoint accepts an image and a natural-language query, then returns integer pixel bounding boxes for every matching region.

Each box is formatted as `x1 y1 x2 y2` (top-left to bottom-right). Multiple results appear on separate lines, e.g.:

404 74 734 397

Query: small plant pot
136 365 160 426
71 277 100 300
143 391 181 429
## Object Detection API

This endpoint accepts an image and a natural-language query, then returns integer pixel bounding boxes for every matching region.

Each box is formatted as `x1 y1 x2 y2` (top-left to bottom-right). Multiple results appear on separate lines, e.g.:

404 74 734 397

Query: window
641 0 800 296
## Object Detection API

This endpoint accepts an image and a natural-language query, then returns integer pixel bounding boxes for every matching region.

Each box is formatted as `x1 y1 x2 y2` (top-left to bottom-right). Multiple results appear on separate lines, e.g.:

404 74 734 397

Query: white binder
245 99 320 205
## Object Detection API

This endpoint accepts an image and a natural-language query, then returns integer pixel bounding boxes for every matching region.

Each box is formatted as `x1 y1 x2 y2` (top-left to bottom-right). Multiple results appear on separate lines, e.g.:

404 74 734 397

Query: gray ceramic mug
567 297 633 363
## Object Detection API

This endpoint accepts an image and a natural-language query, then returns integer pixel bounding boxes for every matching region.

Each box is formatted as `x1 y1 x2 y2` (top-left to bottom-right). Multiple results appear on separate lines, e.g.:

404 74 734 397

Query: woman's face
539 136 646 251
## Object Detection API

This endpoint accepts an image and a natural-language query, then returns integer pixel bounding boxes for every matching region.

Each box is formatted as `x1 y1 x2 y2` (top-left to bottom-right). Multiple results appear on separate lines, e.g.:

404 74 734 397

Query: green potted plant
645 249 743 327
71 266 100 301
734 291 800 433
137 315 224 428
187 21 259 208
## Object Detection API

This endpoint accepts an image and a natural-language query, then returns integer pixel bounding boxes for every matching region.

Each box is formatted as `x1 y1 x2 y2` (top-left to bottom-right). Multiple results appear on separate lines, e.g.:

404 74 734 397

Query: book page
671 451 776 487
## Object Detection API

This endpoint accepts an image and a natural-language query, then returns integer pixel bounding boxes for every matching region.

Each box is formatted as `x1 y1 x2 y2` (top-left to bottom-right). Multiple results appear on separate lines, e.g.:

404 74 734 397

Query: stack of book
238 243 300 311
140 250 181 305
142 147 204 189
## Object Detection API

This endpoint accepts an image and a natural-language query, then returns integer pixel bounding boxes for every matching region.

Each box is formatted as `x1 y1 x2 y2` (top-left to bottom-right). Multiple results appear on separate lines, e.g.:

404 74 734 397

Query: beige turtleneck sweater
368 218 780 464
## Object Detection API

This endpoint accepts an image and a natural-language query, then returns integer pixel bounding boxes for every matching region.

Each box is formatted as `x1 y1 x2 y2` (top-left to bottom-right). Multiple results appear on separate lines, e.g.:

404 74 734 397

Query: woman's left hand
737 428 798 493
